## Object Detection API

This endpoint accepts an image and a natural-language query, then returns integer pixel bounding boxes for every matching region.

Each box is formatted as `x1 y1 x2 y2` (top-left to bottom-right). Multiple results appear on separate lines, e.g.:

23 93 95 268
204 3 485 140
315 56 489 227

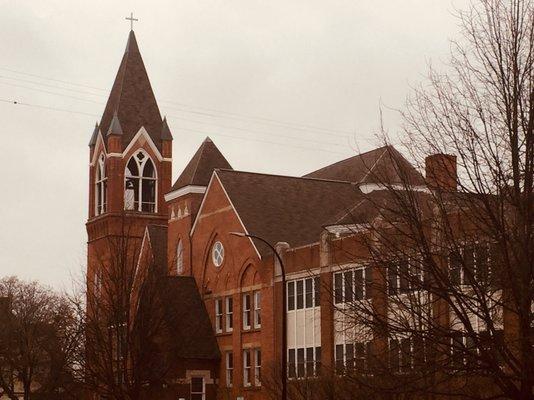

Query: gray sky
0 0 468 289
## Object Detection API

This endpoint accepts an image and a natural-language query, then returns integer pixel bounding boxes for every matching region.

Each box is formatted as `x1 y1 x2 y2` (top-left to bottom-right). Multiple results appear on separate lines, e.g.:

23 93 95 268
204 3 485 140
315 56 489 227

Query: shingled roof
305 145 425 186
98 30 166 151
171 137 232 191
215 170 362 256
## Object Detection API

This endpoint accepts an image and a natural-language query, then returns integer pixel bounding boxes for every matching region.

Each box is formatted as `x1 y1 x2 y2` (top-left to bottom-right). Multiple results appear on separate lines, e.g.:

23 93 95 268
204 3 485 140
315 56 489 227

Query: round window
212 241 224 267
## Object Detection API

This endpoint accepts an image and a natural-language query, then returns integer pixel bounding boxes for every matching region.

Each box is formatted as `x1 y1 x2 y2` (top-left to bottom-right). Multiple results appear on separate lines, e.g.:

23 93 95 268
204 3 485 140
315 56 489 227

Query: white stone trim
165 185 207 202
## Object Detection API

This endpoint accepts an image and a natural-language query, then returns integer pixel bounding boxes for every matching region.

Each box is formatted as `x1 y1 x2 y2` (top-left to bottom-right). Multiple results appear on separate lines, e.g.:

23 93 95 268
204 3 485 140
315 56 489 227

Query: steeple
98 30 164 150
88 122 100 147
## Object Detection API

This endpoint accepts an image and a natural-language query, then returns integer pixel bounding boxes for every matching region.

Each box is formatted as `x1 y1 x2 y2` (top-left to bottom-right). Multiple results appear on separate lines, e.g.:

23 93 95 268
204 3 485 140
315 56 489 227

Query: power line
0 81 105 105
0 98 353 156
0 66 355 138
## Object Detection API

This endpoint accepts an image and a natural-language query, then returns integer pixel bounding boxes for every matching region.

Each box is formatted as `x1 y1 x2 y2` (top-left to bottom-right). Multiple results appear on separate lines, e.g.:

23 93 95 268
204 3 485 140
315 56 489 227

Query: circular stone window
212 241 225 267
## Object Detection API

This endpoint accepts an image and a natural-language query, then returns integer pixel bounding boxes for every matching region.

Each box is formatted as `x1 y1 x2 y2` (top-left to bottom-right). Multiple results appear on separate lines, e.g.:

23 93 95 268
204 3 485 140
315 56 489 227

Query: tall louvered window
95 153 107 215
124 150 157 213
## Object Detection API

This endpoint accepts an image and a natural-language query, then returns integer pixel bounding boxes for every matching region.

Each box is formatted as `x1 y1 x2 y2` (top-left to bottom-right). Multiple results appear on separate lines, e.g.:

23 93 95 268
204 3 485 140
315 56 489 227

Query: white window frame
334 266 371 304
95 153 107 216
287 347 321 379
124 149 158 213
225 296 233 332
212 241 224 267
243 293 251 330
190 376 205 400
243 349 252 387
287 276 320 311
254 291 261 329
225 352 233 387
254 348 261 386
215 298 223 333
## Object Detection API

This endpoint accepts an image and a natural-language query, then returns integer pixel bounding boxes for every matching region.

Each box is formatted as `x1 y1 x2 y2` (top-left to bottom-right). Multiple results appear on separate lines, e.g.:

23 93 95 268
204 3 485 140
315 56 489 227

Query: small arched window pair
95 153 107 215
125 150 157 213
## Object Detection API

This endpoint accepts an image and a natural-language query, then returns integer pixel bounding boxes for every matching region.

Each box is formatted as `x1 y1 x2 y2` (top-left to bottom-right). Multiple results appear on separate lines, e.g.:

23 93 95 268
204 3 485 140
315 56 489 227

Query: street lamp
230 232 288 400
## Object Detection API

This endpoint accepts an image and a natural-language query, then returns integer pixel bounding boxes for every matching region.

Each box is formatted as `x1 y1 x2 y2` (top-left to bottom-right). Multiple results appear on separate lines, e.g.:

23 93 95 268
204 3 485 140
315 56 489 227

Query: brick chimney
425 154 457 191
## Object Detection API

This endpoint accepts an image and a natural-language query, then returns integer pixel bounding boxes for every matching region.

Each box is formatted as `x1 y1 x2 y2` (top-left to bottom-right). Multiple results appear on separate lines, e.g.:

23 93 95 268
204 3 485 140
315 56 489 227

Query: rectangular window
254 348 261 386
344 271 354 303
388 263 399 295
243 349 251 386
288 349 296 378
400 337 412 372
389 339 400 373
334 273 343 304
215 298 223 333
399 259 410 293
225 352 233 387
191 377 205 400
225 296 233 332
315 347 322 375
354 269 363 300
305 347 314 376
335 344 344 373
296 280 304 309
287 281 295 311
243 293 251 330
254 291 261 329
296 348 305 377
305 278 314 308
314 277 321 306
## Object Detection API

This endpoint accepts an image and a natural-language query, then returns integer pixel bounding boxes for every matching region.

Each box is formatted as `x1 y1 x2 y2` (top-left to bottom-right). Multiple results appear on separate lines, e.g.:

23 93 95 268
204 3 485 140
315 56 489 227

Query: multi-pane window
254 291 261 328
335 342 372 374
288 347 321 378
243 349 252 387
225 296 233 332
215 299 223 333
254 349 261 386
225 352 233 387
243 293 251 330
191 377 205 400
448 242 496 287
388 337 427 373
243 291 261 330
388 258 424 295
334 267 372 304
95 153 107 215
124 150 156 213
287 277 320 311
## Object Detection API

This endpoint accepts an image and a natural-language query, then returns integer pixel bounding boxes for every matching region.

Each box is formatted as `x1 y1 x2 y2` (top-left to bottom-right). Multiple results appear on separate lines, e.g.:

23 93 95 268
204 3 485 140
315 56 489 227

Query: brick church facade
87 31 516 400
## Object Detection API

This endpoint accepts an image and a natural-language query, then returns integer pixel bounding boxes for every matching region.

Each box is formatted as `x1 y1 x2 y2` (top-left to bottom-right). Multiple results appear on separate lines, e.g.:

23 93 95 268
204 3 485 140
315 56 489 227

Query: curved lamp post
230 232 287 400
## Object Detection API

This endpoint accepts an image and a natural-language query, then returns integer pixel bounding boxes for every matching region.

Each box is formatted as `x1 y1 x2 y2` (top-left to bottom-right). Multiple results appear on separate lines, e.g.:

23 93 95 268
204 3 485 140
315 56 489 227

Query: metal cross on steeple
125 12 138 31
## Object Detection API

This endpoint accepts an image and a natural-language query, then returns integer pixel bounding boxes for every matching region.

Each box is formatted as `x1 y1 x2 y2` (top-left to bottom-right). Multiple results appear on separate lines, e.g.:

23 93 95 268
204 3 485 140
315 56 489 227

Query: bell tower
87 30 172 291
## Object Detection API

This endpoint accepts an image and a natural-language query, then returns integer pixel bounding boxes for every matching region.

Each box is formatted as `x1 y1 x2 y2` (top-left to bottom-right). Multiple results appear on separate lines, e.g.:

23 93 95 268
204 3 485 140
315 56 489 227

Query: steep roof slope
305 146 425 186
216 170 362 256
171 137 232 191
99 30 165 150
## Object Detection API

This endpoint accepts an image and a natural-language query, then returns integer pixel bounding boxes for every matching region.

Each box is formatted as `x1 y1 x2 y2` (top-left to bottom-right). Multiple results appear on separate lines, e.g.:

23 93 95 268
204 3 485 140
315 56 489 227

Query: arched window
176 240 184 274
95 153 107 215
124 150 157 212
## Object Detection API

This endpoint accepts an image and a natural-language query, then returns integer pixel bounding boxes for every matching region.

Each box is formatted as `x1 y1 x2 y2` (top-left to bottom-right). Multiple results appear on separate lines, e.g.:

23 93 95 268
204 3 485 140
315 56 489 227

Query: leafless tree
0 276 82 400
74 218 176 400
325 1 533 399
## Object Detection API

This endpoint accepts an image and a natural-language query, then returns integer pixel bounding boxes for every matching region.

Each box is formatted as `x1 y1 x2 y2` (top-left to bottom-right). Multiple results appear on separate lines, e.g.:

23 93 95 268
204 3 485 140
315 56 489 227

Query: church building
86 30 461 400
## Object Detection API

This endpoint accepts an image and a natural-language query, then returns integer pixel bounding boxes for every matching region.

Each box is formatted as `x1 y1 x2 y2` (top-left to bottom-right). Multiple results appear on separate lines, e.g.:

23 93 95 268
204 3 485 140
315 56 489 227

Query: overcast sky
0 0 469 290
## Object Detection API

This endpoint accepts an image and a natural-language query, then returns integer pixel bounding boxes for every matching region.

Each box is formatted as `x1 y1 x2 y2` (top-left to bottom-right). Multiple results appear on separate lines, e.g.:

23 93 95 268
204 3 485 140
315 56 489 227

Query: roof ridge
217 168 356 185
304 145 391 176
359 147 389 183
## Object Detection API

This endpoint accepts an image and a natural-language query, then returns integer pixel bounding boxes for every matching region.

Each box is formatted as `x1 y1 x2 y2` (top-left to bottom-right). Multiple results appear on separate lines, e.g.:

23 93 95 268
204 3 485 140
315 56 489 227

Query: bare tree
323 1 533 399
0 277 81 400
75 218 176 400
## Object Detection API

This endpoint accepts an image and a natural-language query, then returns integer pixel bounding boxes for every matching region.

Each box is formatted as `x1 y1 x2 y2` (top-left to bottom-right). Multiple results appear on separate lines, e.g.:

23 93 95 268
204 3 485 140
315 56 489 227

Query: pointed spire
107 112 123 136
161 116 173 141
88 122 100 147
99 30 162 149
204 136 213 143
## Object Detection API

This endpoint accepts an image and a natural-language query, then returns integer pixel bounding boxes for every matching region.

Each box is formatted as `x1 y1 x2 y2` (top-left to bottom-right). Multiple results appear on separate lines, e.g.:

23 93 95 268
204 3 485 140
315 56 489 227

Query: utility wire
0 98 353 156
0 66 355 137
